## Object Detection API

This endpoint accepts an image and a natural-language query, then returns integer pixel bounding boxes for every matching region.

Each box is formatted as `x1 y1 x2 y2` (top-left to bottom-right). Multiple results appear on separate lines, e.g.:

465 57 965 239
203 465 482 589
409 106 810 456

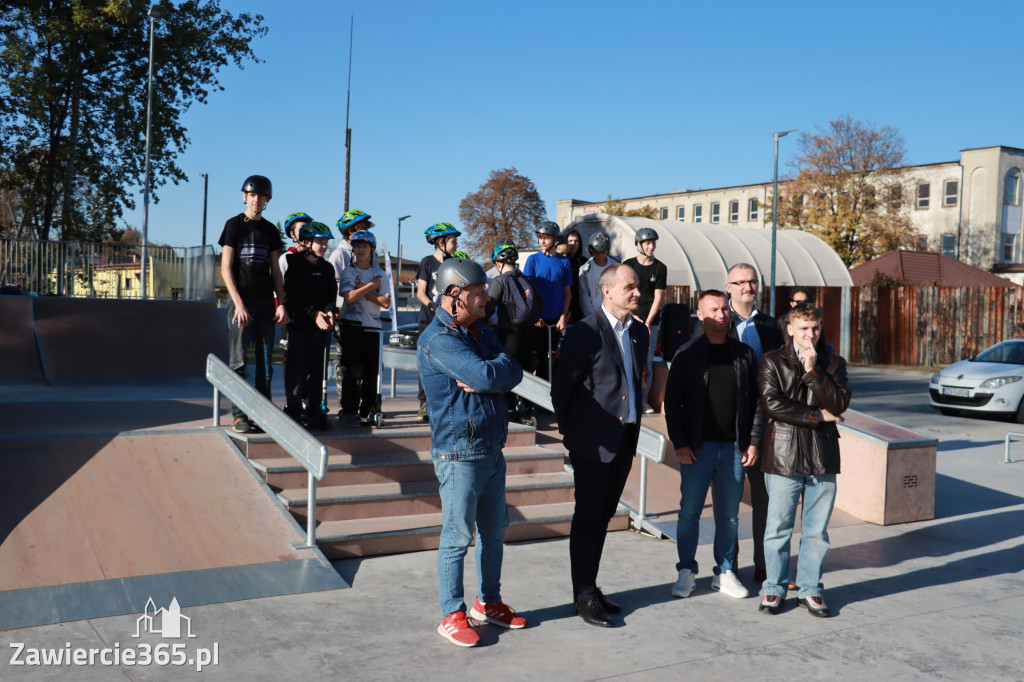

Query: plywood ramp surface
0 431 314 592
0 296 44 383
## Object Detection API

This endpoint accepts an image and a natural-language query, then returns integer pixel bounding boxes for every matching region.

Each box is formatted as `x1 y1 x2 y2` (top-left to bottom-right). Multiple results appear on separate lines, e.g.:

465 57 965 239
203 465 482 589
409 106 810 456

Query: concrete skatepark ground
0 298 1022 679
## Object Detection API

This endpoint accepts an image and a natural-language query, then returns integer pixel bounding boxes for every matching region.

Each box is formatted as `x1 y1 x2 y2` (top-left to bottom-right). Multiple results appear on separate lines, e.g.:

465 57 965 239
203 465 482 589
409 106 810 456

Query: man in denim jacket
418 257 526 647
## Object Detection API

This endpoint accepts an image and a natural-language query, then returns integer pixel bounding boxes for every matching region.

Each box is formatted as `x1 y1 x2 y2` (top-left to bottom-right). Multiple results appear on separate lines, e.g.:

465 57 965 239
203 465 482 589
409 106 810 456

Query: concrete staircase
228 405 629 559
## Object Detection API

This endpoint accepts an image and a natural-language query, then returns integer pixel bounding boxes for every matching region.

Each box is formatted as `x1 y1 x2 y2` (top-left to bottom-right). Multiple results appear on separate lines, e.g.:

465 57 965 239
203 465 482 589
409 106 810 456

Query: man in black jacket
664 290 763 601
757 303 851 618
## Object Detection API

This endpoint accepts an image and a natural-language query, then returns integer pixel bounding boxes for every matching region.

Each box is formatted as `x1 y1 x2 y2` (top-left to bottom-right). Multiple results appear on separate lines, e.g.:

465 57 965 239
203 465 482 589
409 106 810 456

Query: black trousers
568 423 638 602
497 325 537 409
284 325 330 414
746 465 768 572
338 322 381 418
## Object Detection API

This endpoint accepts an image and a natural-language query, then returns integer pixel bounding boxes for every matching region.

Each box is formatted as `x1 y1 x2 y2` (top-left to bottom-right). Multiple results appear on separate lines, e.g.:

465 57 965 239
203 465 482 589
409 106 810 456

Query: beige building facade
556 145 1024 285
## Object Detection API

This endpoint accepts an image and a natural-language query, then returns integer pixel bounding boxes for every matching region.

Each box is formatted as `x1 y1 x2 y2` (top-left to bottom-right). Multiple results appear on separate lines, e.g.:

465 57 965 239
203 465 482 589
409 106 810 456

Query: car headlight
930 371 942 383
978 375 1023 389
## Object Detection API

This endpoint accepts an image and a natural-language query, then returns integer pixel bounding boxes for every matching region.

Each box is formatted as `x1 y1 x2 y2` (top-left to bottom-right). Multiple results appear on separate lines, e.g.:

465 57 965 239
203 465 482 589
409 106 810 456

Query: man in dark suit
552 263 649 628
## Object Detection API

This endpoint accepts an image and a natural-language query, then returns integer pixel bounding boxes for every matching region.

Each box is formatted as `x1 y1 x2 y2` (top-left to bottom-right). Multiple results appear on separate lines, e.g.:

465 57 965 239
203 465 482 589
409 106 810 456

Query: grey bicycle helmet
436 257 487 297
588 232 610 253
536 221 560 236
634 227 658 244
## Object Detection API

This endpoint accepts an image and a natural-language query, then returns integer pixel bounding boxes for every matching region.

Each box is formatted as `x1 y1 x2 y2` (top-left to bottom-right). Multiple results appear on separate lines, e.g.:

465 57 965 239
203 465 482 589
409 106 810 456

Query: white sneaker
711 570 749 599
642 403 656 415
671 569 696 598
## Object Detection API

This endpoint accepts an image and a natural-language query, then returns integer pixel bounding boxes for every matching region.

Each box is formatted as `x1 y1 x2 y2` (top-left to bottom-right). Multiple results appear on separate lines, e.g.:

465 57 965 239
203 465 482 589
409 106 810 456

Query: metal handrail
381 345 668 533
205 354 328 548
1004 431 1024 464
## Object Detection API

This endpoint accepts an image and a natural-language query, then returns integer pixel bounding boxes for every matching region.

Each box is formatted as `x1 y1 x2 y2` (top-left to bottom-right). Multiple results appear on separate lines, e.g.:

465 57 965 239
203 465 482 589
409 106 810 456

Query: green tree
458 168 547 262
776 115 920 267
0 0 266 242
604 195 659 219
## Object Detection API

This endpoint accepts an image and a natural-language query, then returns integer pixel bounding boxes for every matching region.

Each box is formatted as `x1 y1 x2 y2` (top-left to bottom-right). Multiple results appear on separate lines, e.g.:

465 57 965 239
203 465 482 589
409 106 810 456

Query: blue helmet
424 222 461 244
349 229 376 249
284 212 312 235
337 209 372 231
492 243 518 264
298 221 334 241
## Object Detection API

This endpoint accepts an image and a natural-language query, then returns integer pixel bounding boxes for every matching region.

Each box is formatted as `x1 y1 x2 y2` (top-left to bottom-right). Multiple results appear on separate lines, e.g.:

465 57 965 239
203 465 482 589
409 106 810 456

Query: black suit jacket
552 308 649 463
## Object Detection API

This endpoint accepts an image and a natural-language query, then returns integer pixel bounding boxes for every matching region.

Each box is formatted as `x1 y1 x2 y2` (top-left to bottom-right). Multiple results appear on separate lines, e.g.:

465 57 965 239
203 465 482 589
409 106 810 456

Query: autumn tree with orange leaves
458 168 547 263
775 116 920 267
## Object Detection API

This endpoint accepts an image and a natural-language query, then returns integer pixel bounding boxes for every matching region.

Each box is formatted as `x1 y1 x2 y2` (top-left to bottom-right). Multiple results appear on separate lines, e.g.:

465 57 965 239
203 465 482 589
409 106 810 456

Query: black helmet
436 257 487 296
536 221 560 236
492 244 519 264
241 175 272 198
635 227 658 244
588 232 610 253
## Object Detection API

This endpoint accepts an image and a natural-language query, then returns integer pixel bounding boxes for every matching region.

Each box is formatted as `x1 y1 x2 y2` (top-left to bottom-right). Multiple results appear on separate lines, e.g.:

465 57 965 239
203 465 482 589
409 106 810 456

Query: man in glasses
720 263 784 584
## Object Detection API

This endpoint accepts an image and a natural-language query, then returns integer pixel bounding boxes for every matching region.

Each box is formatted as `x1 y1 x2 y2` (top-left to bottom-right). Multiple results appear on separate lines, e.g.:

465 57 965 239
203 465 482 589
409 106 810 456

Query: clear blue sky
133 0 1023 264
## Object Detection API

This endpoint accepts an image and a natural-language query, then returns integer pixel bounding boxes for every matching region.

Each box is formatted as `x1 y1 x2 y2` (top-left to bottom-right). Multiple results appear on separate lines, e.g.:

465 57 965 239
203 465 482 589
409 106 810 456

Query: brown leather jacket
758 344 851 476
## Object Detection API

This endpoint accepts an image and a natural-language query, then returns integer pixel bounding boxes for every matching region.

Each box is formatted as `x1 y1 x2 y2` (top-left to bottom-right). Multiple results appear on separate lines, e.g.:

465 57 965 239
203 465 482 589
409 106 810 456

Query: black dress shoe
798 595 831 618
575 598 614 627
594 588 621 614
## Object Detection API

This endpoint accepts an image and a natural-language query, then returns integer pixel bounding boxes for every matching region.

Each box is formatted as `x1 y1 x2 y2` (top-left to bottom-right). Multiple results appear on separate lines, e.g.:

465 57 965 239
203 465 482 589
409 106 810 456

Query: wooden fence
666 284 1024 367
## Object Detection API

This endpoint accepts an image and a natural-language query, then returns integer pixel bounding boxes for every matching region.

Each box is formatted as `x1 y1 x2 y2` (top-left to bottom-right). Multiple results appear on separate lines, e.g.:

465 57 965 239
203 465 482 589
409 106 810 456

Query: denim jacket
417 306 523 461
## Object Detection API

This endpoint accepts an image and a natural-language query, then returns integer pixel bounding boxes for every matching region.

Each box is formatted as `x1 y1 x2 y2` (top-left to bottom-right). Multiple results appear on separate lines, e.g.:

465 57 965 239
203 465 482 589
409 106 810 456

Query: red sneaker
469 597 527 629
437 611 480 647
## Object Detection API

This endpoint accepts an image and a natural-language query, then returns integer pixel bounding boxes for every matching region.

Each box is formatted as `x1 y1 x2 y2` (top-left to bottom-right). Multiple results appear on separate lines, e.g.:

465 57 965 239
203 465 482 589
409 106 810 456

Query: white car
929 339 1024 422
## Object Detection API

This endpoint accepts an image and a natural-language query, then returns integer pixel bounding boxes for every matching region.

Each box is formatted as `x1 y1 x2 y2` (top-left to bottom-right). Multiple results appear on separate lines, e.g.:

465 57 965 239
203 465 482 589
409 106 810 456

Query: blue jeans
641 323 659 403
227 296 276 419
762 473 837 598
675 441 745 575
433 451 510 617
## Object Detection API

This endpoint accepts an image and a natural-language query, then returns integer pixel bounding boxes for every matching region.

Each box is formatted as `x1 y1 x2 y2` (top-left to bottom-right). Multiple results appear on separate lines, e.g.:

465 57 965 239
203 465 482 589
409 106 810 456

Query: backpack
500 270 544 327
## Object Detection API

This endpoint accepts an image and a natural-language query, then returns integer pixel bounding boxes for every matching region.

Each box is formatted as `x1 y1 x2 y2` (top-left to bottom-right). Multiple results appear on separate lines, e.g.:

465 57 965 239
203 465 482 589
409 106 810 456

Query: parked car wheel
1016 397 1024 424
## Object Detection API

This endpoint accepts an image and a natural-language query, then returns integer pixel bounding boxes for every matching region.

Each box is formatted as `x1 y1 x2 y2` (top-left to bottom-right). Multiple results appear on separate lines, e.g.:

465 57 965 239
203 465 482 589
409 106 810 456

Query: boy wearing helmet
336 230 391 427
417 257 525 647
623 227 667 414
577 232 618 317
522 220 573 381
283 222 337 430
277 212 313 355
218 174 288 433
414 222 462 419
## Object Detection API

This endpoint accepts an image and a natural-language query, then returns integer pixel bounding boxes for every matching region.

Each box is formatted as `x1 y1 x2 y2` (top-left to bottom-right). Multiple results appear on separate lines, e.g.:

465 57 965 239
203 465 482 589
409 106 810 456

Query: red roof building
849 250 1019 287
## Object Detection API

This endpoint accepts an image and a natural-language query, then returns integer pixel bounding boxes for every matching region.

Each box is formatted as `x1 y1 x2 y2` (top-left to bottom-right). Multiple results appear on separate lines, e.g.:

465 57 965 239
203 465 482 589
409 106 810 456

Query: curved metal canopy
564 214 853 290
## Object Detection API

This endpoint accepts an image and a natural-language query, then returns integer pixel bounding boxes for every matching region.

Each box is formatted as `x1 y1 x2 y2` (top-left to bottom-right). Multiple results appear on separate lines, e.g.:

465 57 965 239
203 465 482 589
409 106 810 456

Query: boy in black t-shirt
218 174 288 433
622 227 667 414
414 222 461 420
283 222 337 430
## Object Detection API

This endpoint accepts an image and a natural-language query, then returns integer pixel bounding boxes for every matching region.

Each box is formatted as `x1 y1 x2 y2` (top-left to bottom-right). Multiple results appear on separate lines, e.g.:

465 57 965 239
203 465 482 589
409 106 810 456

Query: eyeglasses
790 298 808 304
728 279 758 287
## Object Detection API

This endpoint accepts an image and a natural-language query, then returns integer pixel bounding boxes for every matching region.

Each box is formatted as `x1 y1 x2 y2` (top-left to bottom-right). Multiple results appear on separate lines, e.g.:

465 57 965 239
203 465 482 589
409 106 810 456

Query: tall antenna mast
343 15 354 212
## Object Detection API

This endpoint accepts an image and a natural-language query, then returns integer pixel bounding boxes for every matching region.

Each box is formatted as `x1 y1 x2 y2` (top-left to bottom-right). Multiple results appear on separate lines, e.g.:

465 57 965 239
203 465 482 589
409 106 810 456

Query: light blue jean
433 451 510 616
641 323 660 403
675 440 745 575
762 472 837 598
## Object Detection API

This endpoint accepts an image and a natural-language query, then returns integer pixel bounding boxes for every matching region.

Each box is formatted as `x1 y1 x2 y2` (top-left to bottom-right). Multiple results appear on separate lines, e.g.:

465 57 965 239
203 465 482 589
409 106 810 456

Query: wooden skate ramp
0 430 347 630
0 296 45 383
32 298 227 382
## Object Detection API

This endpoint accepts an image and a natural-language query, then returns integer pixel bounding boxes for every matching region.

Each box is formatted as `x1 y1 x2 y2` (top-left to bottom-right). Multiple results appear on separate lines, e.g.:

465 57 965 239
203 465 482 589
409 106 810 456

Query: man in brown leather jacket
757 303 851 618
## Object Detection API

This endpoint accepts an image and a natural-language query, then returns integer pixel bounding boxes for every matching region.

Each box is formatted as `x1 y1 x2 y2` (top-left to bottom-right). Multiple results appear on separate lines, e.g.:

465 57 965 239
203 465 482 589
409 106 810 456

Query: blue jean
675 440 745 575
762 473 837 598
641 323 659 403
433 451 510 617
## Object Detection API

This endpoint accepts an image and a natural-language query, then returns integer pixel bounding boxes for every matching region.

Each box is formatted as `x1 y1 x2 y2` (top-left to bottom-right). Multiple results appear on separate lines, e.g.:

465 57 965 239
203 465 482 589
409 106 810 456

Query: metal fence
0 238 217 300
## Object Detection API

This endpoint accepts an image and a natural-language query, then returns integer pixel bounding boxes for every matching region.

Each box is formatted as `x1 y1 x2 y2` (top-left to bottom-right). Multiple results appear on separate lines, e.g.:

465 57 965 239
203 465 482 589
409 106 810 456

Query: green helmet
424 222 461 244
492 243 518 264
337 209 372 231
284 212 312 235
298 221 334 241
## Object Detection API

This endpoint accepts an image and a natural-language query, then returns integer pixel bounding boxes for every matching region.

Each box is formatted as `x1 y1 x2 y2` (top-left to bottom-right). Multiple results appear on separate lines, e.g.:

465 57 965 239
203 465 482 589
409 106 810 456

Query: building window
748 198 759 221
941 235 956 258
677 206 685 220
710 202 720 224
694 204 703 223
889 185 903 210
917 183 930 209
1002 234 1017 262
124 277 132 290
728 200 739 222
917 236 929 250
1005 170 1022 206
943 180 958 207
660 207 668 220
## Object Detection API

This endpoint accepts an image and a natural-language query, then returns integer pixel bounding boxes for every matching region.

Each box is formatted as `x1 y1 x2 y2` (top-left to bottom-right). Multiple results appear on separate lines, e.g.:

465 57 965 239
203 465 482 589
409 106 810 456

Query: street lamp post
140 4 164 299
197 173 208 247
769 128 796 318
396 215 410 304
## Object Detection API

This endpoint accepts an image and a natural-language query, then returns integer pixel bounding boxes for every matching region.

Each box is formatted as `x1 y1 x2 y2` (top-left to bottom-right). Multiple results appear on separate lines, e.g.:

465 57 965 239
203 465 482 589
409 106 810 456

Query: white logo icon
133 597 196 639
